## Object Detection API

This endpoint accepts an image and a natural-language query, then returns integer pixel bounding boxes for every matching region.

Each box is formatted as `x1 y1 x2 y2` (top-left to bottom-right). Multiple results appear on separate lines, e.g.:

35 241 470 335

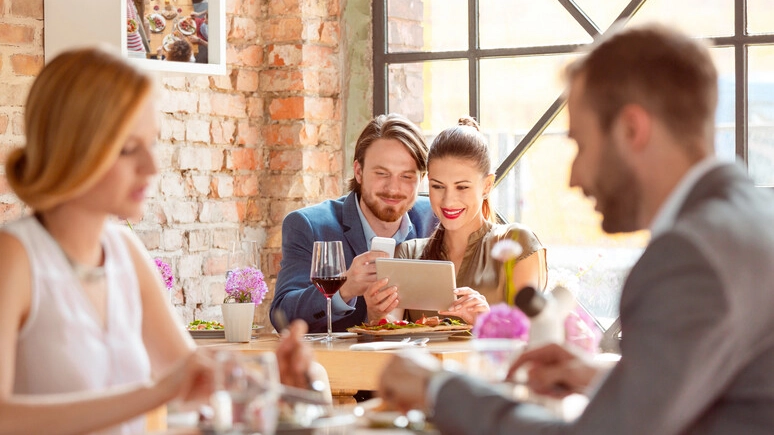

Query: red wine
312 276 347 297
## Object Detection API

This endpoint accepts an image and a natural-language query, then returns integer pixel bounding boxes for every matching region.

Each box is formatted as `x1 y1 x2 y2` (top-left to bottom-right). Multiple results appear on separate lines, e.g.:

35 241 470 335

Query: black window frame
373 0 774 187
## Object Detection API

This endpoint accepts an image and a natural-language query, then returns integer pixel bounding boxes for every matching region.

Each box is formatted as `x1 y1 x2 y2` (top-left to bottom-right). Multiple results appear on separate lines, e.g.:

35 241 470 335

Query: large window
373 0 774 330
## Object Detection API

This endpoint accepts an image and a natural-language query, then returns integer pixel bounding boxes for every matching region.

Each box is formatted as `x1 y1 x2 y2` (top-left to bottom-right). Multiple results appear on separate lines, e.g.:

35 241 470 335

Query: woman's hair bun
458 116 480 131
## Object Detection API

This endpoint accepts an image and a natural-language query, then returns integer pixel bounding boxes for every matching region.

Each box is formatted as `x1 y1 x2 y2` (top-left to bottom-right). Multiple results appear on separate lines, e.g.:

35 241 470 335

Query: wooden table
195 334 475 394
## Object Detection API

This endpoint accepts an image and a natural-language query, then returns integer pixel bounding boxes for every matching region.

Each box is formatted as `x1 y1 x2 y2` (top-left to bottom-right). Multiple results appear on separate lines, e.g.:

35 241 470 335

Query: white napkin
349 341 424 351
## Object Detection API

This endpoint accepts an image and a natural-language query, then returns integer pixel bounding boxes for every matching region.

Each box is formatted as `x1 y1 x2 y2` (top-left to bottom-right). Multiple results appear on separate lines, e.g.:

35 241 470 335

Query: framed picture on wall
45 0 226 75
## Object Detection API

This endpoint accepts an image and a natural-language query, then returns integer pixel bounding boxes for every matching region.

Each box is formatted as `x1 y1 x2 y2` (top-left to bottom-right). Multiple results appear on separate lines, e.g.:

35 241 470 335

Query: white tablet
375 258 457 311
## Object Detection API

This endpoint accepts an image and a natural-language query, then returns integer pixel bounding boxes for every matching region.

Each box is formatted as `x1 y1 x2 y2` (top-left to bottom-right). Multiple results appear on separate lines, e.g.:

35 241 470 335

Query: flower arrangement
564 306 601 353
224 267 268 306
154 258 174 292
474 303 530 340
484 239 601 354
491 238 523 305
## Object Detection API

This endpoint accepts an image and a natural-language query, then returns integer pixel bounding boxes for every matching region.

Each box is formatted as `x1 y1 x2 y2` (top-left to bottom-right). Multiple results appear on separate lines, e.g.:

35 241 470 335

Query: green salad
188 320 224 330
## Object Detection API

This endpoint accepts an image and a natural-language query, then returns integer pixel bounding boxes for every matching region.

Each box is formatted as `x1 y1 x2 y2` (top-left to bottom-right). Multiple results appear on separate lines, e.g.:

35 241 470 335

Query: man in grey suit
377 24 774 434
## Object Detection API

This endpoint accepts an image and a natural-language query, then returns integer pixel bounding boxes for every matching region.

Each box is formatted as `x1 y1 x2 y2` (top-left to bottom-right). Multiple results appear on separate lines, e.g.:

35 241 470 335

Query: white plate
189 325 264 339
147 13 166 33
177 18 197 36
188 329 224 339
372 330 463 342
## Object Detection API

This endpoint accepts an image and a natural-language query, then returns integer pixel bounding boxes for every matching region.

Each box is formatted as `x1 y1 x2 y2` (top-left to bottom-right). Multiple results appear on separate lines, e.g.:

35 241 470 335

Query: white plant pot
221 302 255 343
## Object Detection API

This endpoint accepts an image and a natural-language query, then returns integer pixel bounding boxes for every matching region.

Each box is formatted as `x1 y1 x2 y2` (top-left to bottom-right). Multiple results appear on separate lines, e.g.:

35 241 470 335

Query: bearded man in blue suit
270 114 437 334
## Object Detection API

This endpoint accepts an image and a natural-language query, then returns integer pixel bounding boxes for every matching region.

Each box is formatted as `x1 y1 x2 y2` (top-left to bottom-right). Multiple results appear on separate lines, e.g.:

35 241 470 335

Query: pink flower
564 307 601 354
225 267 268 306
491 239 523 262
474 303 530 340
154 258 174 292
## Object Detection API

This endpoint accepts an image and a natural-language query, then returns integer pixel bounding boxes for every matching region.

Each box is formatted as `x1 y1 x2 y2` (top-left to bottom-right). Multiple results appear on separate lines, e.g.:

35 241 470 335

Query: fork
410 338 430 346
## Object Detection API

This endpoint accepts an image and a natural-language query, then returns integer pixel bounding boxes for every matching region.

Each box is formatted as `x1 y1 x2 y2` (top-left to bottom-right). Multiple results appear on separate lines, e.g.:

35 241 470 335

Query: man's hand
378 352 442 413
439 287 489 324
364 278 399 323
508 343 599 398
338 251 389 302
275 319 314 389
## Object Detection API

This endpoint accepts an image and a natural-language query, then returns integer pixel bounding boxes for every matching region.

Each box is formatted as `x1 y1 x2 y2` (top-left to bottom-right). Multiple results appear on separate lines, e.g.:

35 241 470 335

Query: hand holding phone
371 237 396 258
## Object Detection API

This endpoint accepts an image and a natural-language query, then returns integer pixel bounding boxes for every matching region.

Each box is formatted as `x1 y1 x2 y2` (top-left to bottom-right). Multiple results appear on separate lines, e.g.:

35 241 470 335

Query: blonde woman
0 47 216 434
371 117 547 324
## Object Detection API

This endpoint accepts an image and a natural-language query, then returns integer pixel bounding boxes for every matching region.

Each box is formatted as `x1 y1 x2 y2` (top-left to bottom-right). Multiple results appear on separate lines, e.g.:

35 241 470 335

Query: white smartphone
370 236 396 258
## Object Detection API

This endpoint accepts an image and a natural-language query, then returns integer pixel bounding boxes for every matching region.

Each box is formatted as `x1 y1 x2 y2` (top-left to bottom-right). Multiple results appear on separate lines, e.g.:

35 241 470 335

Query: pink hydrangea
154 258 174 292
225 267 268 306
474 303 530 340
564 307 601 354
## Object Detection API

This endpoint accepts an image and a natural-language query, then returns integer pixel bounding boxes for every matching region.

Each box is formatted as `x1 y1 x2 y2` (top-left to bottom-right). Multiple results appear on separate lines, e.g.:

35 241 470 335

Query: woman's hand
439 287 490 324
364 278 399 323
156 349 216 404
275 319 315 389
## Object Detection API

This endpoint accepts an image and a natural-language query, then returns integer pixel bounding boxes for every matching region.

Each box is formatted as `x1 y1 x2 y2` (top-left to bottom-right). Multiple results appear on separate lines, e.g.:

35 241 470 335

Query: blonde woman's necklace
67 257 106 283
35 213 106 283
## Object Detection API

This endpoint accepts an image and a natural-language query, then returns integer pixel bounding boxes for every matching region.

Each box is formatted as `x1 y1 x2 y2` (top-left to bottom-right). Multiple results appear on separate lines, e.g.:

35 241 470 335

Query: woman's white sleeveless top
3 217 151 435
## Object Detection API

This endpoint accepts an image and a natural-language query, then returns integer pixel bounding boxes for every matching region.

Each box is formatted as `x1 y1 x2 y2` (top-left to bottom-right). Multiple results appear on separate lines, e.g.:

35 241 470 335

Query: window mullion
735 0 748 166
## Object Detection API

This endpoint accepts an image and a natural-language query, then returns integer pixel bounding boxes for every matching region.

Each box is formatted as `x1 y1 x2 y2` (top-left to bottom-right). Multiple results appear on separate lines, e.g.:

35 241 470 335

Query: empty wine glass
310 241 347 342
211 351 280 435
227 240 260 279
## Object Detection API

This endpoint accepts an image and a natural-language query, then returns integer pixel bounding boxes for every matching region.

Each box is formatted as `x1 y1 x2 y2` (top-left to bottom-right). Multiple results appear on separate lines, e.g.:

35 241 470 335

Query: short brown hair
166 39 192 62
567 24 718 156
347 113 428 195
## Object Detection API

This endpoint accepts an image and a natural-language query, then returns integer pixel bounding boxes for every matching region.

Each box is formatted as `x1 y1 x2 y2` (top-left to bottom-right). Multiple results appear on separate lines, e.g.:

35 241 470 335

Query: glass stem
326 296 333 338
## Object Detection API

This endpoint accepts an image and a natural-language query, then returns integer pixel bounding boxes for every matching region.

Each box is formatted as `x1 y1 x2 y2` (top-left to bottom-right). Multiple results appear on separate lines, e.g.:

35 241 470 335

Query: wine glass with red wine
310 241 347 342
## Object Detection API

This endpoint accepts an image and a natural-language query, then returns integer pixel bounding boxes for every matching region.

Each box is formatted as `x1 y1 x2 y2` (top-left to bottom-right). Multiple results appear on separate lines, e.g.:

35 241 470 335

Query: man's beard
361 191 411 223
594 138 642 234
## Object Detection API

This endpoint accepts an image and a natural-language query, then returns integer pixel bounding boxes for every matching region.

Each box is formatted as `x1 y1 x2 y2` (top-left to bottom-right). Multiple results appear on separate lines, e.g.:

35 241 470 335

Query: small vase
221 302 254 342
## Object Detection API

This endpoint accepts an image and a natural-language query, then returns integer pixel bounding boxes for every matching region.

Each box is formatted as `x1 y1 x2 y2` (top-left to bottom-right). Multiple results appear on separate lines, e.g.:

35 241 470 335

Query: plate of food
177 18 197 36
347 316 472 341
127 18 139 34
188 320 265 339
147 13 166 33
188 320 224 338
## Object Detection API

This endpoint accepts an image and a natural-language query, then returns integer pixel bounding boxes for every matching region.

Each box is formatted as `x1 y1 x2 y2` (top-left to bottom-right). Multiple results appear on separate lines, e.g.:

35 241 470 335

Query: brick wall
0 0 362 328
0 0 42 221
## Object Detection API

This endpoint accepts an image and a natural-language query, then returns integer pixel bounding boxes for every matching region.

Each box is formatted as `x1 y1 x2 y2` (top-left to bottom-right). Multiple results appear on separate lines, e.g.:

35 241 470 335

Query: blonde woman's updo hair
5 46 153 211
421 116 495 260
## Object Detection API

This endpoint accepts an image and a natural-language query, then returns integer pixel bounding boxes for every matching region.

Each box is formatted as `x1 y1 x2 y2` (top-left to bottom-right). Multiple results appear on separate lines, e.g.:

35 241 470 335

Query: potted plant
222 266 268 342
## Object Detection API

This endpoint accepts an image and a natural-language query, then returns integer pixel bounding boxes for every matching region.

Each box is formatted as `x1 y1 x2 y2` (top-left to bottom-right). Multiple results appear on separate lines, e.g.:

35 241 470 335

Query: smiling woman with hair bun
389 116 547 325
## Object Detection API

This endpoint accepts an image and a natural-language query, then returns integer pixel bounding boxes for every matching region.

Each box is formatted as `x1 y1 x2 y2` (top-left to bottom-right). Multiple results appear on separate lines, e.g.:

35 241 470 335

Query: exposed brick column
261 0 343 295
0 0 42 222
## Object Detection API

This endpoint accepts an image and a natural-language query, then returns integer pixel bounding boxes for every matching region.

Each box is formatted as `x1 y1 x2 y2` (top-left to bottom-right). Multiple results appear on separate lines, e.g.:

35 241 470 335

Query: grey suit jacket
432 163 774 434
